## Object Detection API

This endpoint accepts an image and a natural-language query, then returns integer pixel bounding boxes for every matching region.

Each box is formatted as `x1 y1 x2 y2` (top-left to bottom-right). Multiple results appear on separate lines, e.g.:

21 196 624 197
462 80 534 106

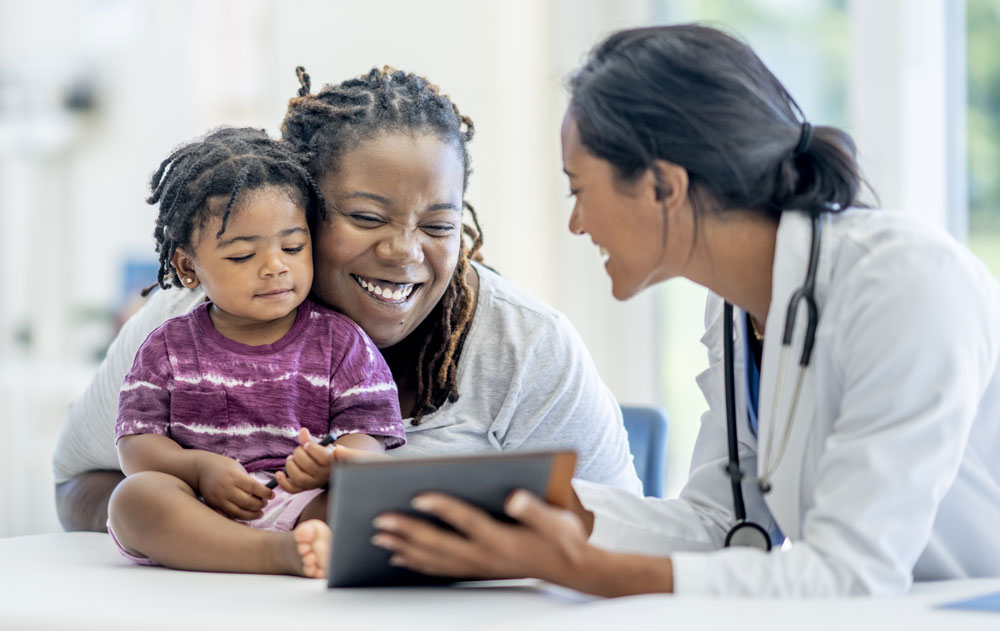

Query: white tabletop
0 533 997 630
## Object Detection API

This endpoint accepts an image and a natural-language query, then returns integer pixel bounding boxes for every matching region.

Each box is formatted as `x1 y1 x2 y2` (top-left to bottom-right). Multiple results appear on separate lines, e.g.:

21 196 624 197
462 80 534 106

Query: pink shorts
109 471 324 566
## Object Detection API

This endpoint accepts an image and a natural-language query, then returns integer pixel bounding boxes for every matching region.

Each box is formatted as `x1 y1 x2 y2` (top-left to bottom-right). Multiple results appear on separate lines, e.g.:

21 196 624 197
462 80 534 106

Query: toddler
107 127 405 577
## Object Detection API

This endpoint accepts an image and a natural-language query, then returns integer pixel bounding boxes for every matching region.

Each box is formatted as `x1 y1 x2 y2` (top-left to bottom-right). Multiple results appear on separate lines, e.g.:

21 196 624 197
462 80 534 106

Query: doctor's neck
686 210 778 330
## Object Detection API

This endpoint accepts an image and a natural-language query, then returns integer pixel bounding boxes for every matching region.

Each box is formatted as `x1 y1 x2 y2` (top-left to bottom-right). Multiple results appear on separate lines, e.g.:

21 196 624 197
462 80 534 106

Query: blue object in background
121 258 161 303
937 591 1000 612
621 405 669 498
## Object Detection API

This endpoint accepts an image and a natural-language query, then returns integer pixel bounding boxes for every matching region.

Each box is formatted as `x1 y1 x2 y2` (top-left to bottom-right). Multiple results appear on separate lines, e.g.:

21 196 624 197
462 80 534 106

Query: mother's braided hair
281 66 483 424
145 127 326 292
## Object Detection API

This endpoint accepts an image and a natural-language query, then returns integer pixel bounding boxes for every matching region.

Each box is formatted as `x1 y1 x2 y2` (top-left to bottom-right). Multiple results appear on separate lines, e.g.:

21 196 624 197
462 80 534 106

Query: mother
53 66 640 531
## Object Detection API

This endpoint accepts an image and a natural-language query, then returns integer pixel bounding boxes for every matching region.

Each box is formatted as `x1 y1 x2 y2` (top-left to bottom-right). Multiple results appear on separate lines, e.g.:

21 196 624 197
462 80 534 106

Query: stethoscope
722 209 824 551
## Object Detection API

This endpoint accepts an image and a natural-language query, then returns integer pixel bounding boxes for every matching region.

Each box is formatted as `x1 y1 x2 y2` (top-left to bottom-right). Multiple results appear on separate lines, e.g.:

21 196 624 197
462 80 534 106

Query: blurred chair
620 405 669 498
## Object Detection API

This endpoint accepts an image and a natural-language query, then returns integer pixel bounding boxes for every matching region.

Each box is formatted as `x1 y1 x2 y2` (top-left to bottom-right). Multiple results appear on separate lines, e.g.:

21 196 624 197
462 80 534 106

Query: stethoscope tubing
722 210 824 547
723 304 748 523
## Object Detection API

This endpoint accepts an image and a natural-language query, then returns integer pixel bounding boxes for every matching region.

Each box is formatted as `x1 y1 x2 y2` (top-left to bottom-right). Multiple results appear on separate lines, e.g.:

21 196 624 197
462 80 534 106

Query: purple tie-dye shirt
116 298 405 473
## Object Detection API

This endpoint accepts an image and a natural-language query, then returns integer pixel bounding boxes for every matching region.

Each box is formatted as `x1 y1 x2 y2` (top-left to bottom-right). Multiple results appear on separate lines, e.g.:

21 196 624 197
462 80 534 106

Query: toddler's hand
196 452 272 520
275 428 335 494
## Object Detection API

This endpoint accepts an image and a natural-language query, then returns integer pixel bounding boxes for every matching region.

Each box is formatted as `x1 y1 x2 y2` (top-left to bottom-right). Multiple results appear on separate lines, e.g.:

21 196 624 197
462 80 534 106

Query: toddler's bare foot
292 519 331 578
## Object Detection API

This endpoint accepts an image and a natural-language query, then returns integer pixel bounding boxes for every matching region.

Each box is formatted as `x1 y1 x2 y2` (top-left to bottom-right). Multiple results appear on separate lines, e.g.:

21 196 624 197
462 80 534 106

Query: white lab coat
577 208 1000 596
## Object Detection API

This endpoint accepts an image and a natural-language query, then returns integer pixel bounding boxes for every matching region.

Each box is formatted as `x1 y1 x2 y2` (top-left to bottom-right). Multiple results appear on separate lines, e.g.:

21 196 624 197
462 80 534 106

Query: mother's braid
143 127 326 295
281 66 481 423
295 66 311 97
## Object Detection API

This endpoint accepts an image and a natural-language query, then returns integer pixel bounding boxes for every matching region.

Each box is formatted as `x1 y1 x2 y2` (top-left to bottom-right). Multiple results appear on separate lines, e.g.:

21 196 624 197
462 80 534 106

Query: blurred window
967 0 1000 277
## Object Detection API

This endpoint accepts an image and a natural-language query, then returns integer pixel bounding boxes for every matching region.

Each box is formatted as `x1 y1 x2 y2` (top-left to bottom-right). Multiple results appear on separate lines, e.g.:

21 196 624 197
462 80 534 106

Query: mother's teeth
355 275 415 301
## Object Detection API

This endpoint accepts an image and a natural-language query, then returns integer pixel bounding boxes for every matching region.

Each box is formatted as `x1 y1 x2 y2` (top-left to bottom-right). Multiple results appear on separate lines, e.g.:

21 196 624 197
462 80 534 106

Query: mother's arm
483 309 642 494
51 287 206 531
55 470 125 532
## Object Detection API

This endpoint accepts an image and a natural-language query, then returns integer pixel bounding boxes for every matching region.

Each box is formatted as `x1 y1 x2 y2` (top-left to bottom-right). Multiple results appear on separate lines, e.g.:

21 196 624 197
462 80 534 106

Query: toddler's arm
118 434 272 520
117 433 205 487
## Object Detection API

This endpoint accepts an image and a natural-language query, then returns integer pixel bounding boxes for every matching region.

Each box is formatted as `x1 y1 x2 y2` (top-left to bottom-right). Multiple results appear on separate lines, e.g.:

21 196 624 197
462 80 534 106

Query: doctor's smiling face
562 112 692 301
312 132 465 349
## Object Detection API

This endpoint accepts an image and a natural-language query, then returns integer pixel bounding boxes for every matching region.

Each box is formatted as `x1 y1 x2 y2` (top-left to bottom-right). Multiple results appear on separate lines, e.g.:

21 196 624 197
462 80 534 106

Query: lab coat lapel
757 212 821 541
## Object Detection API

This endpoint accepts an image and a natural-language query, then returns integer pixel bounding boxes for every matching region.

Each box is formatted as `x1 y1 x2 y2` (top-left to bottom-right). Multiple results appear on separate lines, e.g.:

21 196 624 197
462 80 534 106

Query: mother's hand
329 444 393 463
370 490 596 587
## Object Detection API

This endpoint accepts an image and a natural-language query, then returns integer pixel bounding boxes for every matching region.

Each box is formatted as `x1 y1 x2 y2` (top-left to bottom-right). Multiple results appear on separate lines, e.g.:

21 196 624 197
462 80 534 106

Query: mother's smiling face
311 132 466 349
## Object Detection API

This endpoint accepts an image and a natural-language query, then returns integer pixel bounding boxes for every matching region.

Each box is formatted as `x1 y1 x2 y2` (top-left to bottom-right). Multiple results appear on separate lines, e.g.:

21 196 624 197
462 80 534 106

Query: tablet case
326 450 577 587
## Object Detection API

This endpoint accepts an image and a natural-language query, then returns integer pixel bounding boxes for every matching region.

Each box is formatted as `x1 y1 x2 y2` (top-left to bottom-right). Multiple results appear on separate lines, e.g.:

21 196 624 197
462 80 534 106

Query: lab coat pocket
169 390 233 457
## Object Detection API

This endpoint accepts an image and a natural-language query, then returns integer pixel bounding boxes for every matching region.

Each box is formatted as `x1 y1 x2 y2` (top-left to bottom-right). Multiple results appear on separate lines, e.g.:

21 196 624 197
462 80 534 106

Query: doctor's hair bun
568 24 870 220
770 124 868 216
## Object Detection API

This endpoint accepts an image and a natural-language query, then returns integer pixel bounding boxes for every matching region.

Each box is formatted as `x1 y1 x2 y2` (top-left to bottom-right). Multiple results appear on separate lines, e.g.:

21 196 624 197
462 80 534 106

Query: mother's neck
685 210 778 327
379 315 434 385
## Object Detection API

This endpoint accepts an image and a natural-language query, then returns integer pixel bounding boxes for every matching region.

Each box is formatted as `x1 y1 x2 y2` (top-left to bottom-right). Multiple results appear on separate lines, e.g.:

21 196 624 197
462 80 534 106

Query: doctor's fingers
408 493 509 540
402 491 590 578
504 490 588 542
372 514 510 578
405 493 535 571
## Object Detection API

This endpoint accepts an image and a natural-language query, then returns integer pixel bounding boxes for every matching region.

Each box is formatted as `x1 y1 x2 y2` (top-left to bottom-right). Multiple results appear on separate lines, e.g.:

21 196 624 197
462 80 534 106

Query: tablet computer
326 450 577 588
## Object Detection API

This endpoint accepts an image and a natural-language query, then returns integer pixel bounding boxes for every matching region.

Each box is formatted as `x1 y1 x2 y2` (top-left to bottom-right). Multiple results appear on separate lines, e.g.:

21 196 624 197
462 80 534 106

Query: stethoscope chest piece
724 520 772 551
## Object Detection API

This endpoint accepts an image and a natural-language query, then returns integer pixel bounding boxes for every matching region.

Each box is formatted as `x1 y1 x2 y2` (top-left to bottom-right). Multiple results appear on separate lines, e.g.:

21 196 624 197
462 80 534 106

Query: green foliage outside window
968 0 1000 277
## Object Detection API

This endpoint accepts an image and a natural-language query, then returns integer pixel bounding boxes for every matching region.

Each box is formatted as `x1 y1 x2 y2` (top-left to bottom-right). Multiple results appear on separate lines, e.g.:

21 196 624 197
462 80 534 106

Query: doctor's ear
651 160 689 210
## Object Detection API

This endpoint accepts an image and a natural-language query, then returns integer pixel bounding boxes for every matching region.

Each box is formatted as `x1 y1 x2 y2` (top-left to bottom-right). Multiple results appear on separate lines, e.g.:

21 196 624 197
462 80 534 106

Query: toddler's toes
292 519 331 578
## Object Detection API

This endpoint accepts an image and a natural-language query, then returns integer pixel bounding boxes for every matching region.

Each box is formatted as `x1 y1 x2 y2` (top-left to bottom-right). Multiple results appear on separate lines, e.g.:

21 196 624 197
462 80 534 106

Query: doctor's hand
370 490 602 589
372 490 676 597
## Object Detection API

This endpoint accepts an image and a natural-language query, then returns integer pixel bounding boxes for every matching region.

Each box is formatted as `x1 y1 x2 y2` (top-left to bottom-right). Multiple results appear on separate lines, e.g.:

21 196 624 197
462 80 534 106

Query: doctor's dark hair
281 66 483 424
568 24 865 220
146 127 326 292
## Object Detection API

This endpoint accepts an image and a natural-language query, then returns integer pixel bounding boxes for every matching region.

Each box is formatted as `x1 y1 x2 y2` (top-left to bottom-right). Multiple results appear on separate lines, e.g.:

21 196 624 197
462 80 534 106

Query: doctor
363 24 1000 597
